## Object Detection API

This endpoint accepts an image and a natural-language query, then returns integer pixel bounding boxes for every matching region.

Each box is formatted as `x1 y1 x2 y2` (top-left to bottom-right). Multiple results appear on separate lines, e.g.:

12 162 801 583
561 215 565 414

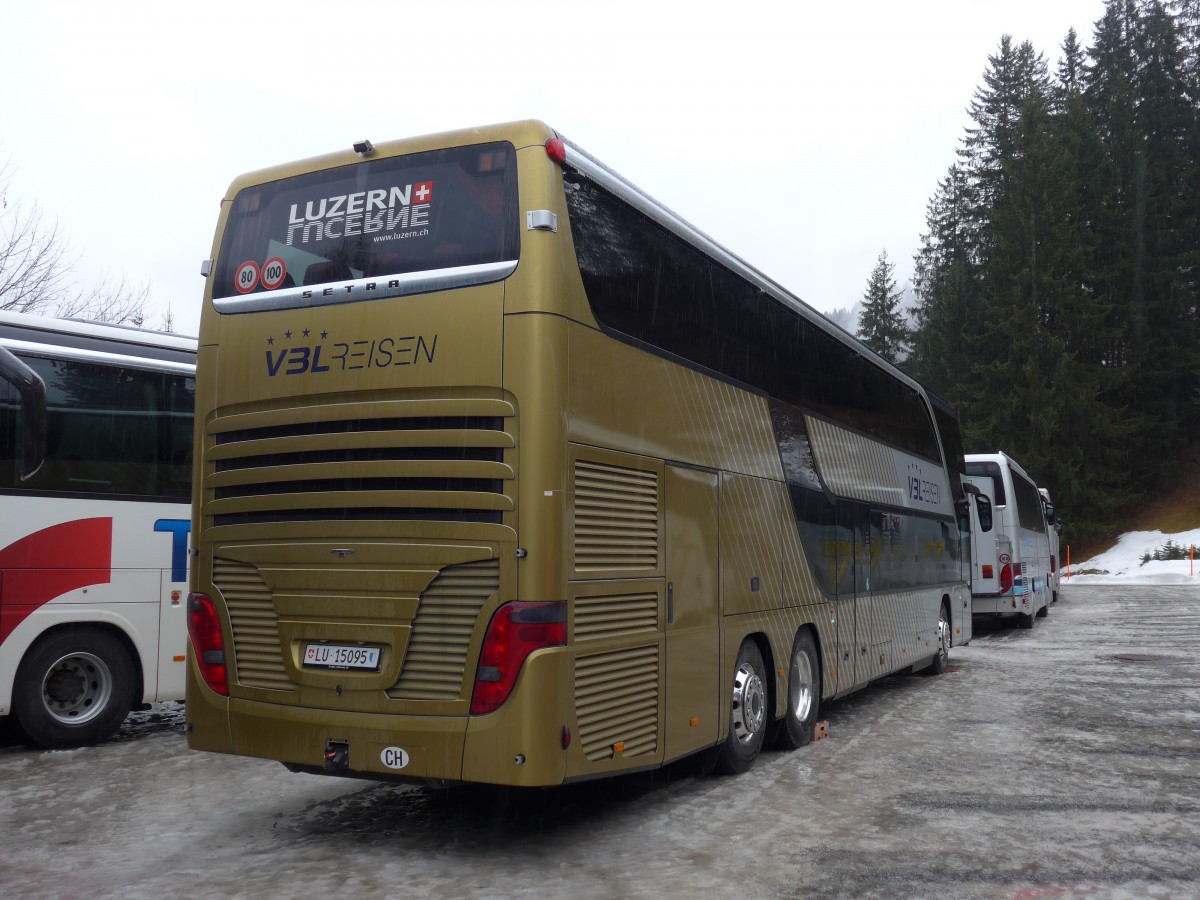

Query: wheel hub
730 662 766 744
789 652 814 723
40 653 111 724
45 667 86 705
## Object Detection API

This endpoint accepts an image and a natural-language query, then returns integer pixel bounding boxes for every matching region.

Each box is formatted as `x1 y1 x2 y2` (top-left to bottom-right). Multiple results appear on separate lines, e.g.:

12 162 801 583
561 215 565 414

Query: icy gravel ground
2 584 1199 899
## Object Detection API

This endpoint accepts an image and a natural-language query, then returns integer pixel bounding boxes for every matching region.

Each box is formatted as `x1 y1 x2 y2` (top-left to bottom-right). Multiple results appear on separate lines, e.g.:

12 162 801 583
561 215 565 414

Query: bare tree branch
1 158 79 313
1 155 149 324
54 271 150 326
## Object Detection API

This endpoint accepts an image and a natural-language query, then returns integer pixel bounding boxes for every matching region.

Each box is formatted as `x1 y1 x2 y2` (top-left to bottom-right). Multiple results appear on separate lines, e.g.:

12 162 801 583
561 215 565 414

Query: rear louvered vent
574 592 659 642
212 557 293 692
573 460 659 571
387 558 500 701
206 398 514 528
575 645 660 761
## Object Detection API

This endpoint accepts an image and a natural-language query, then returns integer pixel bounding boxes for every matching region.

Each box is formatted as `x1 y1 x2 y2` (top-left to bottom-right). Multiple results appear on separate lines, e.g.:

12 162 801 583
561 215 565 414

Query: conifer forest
886 0 1199 549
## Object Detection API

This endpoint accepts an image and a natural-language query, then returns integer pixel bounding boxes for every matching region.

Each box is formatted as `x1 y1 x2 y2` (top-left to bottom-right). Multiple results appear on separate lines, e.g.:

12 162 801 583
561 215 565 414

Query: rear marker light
545 137 567 165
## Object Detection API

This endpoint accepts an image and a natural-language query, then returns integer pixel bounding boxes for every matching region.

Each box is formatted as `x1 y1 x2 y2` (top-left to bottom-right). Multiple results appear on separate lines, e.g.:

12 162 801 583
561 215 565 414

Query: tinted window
0 356 194 501
214 142 519 302
931 398 967 482
965 460 1006 506
564 174 940 461
1012 471 1047 534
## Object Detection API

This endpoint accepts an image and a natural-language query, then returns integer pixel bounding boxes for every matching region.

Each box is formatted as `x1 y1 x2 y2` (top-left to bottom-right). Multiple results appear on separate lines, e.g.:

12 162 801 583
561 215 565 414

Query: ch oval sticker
380 746 410 770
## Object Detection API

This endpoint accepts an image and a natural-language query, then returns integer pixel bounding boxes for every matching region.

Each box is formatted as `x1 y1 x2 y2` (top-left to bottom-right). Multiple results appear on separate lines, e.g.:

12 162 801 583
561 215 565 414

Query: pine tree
1127 1 1198 465
904 3 1200 548
857 250 908 363
1166 0 1200 96
909 165 983 409
1085 0 1199 486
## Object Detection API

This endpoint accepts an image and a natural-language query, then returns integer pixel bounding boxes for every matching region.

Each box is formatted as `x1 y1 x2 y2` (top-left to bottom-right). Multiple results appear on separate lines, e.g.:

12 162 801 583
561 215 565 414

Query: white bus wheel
12 629 136 749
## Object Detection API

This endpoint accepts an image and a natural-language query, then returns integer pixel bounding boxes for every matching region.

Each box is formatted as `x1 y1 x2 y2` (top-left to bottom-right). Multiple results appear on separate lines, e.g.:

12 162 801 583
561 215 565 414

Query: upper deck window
212 142 519 313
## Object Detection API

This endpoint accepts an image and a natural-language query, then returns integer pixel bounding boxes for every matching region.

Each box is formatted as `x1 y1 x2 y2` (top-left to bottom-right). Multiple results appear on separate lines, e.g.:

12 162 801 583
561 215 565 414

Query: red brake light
471 601 566 715
545 137 567 165
999 563 1013 595
187 592 228 696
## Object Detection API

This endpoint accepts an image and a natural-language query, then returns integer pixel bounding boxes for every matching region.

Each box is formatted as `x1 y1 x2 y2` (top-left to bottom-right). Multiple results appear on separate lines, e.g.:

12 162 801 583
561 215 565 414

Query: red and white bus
0 311 195 747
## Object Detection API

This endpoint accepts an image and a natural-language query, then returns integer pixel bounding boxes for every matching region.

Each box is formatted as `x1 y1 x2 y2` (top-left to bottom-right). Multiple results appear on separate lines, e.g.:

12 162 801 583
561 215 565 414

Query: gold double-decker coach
186 120 972 786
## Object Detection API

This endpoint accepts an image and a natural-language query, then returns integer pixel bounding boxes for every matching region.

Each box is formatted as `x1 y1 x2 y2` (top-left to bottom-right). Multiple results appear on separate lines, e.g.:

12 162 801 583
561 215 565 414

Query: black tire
12 629 136 749
772 628 820 750
715 639 769 775
1036 598 1049 618
923 601 952 676
1017 610 1035 629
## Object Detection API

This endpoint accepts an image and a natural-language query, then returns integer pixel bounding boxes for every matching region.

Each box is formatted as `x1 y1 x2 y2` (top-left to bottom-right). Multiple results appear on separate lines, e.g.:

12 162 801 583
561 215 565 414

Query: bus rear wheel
715 639 768 775
13 629 136 749
772 629 820 750
923 602 951 676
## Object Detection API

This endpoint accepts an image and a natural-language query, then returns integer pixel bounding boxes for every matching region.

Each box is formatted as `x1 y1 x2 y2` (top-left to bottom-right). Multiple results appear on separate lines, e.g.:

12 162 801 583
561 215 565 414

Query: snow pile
1066 528 1200 585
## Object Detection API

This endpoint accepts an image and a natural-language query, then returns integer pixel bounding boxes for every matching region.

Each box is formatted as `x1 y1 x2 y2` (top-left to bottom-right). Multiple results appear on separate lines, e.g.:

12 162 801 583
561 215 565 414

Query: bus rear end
186 122 576 786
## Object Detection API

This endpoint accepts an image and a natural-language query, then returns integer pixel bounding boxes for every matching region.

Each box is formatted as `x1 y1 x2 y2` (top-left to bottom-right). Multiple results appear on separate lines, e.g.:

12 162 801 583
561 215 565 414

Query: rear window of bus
212 142 519 302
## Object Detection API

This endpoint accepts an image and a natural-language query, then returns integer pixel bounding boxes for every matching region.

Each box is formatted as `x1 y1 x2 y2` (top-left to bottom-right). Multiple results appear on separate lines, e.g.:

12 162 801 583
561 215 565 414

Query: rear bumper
185 647 569 786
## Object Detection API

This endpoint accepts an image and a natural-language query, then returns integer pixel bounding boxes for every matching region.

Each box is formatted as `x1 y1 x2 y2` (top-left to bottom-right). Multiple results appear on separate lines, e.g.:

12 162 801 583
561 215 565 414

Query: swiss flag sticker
413 181 434 204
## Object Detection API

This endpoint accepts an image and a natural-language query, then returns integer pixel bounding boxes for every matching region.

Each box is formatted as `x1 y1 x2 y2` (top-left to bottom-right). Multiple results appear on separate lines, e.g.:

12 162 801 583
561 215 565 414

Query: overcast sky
1 0 1107 336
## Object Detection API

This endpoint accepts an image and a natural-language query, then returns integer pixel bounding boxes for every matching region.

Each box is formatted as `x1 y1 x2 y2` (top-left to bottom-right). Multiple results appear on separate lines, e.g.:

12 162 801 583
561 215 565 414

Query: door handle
667 582 674 625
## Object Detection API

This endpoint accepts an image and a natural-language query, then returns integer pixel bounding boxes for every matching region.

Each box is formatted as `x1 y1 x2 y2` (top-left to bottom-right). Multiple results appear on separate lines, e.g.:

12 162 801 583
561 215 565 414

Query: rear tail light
1050 554 1057 573
471 601 566 715
187 592 229 696
999 563 1014 595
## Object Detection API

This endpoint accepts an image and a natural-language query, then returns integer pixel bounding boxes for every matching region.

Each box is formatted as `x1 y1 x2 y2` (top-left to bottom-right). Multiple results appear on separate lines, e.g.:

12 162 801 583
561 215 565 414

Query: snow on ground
1066 527 1200 585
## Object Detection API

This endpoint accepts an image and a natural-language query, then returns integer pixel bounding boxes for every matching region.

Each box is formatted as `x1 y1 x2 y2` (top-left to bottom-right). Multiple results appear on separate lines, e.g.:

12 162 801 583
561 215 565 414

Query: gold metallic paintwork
566 326 784 479
564 321 837 716
663 465 721 760
565 577 664 773
188 120 952 786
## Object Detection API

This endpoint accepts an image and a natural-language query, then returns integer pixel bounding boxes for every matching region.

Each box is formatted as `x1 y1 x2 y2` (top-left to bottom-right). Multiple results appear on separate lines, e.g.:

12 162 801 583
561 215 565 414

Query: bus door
663 464 721 761
834 500 871 689
964 475 998 595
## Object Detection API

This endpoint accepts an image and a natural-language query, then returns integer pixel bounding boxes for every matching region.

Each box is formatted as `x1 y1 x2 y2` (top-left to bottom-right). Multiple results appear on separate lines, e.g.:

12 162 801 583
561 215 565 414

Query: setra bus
0 310 195 747
964 452 1053 628
185 121 972 786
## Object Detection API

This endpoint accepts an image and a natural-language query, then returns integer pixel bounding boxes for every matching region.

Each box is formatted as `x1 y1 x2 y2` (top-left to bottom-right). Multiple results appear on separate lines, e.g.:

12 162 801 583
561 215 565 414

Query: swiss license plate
303 642 381 671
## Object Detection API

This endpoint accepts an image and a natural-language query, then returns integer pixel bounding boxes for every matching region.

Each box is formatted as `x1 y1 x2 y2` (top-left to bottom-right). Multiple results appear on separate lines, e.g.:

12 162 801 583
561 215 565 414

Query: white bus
0 311 195 748
964 452 1052 628
1039 487 1062 603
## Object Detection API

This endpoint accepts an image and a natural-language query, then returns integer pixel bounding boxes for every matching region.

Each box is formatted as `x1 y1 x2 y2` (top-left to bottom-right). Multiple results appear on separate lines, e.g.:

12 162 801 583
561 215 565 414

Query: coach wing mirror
961 481 993 531
976 494 993 531
0 344 47 481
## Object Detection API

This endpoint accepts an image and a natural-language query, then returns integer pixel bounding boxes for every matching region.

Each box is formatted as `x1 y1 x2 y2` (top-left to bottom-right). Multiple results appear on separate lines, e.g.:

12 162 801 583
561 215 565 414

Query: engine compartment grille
203 396 515 529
